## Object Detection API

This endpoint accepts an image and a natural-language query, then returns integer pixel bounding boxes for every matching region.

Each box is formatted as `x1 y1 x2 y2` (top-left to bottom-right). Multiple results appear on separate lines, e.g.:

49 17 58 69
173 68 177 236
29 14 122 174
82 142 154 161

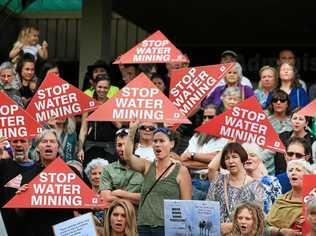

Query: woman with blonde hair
104 199 137 236
231 202 265 236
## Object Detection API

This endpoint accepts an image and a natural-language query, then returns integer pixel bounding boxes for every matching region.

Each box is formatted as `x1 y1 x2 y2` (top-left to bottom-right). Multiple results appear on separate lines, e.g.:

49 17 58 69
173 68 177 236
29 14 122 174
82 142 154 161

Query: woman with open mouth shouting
124 121 192 236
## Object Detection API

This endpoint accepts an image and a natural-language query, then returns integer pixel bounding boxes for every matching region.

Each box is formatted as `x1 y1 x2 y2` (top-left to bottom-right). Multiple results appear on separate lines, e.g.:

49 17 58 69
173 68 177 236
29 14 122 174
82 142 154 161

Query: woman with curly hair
104 199 137 236
231 202 265 236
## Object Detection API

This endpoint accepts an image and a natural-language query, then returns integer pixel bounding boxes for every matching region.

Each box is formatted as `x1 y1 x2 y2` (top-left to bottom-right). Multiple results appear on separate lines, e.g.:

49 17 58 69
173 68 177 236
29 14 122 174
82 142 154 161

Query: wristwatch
190 152 196 160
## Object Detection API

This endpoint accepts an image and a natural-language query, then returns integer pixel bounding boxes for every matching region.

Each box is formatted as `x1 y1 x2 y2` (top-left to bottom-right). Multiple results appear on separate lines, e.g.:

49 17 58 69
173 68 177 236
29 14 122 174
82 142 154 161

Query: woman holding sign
124 121 192 236
206 142 264 235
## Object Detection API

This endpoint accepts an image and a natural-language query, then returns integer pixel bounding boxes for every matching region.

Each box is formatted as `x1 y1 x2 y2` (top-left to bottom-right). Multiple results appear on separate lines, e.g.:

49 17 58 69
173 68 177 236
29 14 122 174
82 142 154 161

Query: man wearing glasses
134 122 157 162
99 128 143 206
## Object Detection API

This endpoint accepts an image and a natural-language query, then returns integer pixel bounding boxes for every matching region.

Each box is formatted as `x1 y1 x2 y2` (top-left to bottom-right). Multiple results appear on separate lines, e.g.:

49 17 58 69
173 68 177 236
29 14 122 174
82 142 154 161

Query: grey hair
31 129 63 161
234 62 243 78
242 143 264 160
307 196 316 214
64 117 76 134
221 86 242 99
84 158 109 181
287 159 314 175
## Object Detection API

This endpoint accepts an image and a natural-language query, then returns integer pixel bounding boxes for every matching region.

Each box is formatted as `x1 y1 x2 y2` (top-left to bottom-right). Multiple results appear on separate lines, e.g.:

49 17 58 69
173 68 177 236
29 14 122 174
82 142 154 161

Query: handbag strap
223 175 230 217
140 162 174 207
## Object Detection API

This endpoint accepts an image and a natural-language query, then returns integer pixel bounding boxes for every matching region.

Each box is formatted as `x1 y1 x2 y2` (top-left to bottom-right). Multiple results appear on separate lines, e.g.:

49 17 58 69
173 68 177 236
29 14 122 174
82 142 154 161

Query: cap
87 60 109 73
221 50 238 58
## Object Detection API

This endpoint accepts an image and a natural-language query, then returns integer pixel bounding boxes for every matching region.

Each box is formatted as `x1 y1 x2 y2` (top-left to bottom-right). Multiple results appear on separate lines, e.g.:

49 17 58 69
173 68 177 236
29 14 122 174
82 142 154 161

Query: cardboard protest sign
87 73 191 124
195 96 285 152
113 30 185 64
169 63 234 116
26 73 97 123
0 91 42 140
4 157 105 209
53 212 97 236
297 100 316 117
302 175 316 235
164 200 220 236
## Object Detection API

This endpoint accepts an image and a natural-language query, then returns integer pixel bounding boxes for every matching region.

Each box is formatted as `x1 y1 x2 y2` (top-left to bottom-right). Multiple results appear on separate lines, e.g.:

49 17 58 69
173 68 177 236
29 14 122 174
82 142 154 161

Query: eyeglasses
139 125 156 132
286 151 305 159
115 128 129 136
203 115 214 120
272 98 287 103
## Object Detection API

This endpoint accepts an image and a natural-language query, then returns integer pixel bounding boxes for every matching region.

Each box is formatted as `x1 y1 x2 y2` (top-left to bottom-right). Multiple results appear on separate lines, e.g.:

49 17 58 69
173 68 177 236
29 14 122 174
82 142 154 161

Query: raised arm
124 121 149 174
38 41 48 60
78 112 88 161
207 151 222 181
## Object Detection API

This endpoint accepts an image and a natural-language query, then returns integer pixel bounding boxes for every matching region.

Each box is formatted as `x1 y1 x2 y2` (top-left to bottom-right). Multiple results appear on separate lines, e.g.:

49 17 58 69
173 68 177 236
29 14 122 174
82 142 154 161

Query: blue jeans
192 177 209 200
138 225 164 236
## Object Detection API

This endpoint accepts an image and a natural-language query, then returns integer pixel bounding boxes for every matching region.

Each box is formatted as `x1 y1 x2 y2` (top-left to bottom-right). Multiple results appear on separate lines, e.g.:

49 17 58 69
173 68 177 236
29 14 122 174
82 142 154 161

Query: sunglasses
115 128 129 136
286 151 305 159
272 98 287 103
203 115 214 120
139 125 156 131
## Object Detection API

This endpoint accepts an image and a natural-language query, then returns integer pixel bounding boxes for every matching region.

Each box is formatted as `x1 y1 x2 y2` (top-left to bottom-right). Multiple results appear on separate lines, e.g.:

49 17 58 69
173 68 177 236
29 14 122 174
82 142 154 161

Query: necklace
229 173 247 188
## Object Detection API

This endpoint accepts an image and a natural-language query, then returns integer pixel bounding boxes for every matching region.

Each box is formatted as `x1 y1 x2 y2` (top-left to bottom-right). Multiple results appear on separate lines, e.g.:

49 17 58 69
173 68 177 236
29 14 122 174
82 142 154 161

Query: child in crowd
9 26 48 64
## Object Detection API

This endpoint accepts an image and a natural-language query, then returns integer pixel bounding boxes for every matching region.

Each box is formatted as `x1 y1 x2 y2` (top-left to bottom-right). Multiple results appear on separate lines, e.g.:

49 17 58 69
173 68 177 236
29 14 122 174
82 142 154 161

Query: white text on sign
133 40 171 62
0 105 27 137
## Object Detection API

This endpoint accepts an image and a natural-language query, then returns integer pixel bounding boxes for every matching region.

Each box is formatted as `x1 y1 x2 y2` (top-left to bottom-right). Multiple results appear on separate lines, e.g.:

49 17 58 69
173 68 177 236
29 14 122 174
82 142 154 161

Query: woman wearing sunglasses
124 121 192 236
134 122 157 162
276 136 312 193
275 108 316 176
266 89 293 134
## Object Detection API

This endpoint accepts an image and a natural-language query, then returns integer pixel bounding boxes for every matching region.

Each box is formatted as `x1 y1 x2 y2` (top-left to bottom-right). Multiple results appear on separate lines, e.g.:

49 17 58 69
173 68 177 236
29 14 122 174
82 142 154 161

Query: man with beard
0 137 37 236
180 105 228 200
99 128 144 206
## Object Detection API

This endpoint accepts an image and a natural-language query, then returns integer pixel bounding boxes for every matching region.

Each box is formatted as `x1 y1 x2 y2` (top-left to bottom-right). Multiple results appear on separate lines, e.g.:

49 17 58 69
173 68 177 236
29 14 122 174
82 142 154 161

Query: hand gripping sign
26 73 97 123
0 91 42 140
87 73 191 124
4 157 105 209
113 30 185 64
297 100 316 117
169 63 234 116
195 96 286 153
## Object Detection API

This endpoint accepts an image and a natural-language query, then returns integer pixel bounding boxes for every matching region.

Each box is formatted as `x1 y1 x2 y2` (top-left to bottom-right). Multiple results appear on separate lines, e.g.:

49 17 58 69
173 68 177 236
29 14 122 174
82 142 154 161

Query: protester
218 86 242 113
16 54 38 106
242 143 282 214
83 59 119 98
202 63 253 108
275 137 312 193
37 60 60 85
9 25 48 63
266 89 292 134
306 196 316 236
265 62 309 112
124 122 192 235
104 199 138 236
230 202 265 236
79 75 121 166
266 159 313 235
99 128 143 206
254 65 278 107
134 122 157 162
0 137 36 236
120 64 140 85
151 73 169 96
181 105 228 200
0 61 23 107
207 142 264 235
16 129 74 236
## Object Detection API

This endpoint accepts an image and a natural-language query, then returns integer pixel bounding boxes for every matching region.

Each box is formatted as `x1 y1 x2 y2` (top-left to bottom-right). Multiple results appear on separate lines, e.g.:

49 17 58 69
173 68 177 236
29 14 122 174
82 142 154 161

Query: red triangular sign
113 30 185 64
87 73 191 124
297 100 316 117
169 63 235 116
26 73 98 123
302 175 316 235
4 157 105 209
0 91 42 140
195 96 286 153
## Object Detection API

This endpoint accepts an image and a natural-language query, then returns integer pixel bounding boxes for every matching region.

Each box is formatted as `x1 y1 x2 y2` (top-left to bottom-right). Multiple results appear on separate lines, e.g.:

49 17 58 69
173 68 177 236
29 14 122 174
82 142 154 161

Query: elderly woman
267 89 293 134
85 158 109 194
104 199 138 236
202 62 253 108
207 142 264 235
266 159 314 235
255 65 278 107
306 196 316 236
219 86 242 113
242 143 282 214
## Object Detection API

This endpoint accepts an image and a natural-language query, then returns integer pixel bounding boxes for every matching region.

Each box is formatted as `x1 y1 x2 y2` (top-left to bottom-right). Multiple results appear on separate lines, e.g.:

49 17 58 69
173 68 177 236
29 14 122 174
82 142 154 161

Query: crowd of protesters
1 25 316 236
